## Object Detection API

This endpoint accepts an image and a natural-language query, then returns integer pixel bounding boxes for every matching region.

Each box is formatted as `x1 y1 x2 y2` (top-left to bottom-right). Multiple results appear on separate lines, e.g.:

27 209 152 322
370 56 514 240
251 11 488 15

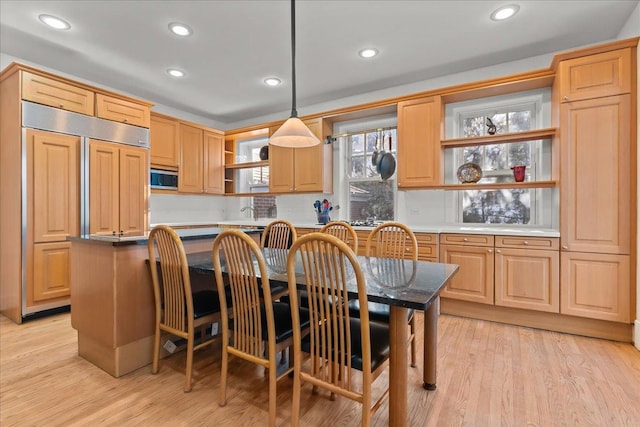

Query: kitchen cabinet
415 233 438 262
178 123 225 194
269 118 332 193
439 234 494 304
494 236 559 313
559 95 630 255
150 113 179 169
26 129 80 307
560 252 630 322
96 94 150 128
557 48 631 102
21 71 94 115
397 96 442 188
89 140 147 236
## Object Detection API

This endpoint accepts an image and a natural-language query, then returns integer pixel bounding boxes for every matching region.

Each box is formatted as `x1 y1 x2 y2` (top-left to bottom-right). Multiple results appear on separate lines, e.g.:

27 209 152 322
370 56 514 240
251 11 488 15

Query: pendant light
269 0 321 148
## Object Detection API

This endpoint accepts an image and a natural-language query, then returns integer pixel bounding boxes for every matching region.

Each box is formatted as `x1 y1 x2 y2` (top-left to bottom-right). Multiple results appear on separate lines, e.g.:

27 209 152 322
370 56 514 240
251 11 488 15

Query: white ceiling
1 1 637 129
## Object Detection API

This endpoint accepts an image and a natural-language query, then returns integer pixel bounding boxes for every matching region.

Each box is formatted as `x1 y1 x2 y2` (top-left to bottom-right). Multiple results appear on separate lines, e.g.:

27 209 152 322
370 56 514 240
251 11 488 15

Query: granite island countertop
68 227 262 246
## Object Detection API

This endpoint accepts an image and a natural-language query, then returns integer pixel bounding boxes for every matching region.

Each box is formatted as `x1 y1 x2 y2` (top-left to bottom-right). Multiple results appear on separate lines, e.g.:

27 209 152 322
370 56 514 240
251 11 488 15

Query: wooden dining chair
261 219 297 249
356 221 419 367
212 229 307 427
147 225 221 392
319 221 358 252
287 233 390 427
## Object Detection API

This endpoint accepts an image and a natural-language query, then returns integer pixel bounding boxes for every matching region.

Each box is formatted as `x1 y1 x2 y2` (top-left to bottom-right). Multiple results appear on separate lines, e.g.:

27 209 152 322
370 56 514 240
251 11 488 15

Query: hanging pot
259 145 269 161
379 135 396 181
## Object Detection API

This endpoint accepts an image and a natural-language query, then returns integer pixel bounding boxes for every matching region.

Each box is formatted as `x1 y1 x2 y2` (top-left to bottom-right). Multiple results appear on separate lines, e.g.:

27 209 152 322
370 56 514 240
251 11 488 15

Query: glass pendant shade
269 117 321 148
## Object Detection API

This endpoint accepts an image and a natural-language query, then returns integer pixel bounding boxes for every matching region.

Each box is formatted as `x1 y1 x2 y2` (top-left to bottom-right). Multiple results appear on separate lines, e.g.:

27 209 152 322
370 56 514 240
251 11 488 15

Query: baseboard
635 320 640 350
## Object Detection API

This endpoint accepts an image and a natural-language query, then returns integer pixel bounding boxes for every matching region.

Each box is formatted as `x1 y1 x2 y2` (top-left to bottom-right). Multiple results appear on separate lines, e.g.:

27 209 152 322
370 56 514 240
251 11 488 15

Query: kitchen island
69 228 260 377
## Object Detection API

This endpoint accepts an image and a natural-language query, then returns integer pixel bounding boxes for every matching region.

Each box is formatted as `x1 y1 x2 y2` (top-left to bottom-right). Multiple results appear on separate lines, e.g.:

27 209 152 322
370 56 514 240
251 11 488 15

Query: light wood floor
1 312 639 426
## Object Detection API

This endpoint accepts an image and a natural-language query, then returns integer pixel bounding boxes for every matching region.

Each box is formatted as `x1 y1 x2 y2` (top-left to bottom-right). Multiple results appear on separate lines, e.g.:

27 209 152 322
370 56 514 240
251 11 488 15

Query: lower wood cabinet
31 241 72 304
439 236 495 305
560 251 630 322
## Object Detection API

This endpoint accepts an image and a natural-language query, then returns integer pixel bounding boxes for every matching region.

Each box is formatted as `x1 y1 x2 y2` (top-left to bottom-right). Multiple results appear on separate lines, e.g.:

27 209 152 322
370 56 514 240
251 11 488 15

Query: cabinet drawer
440 233 494 247
495 236 559 250
558 48 631 102
96 94 150 128
415 232 437 244
32 241 71 304
22 71 94 115
417 244 438 261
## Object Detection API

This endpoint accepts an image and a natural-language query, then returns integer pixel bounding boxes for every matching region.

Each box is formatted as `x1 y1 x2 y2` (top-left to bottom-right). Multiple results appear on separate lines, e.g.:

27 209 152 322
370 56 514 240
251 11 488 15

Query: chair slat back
213 229 275 360
288 232 371 394
261 220 297 249
365 222 418 261
148 225 193 333
319 221 358 252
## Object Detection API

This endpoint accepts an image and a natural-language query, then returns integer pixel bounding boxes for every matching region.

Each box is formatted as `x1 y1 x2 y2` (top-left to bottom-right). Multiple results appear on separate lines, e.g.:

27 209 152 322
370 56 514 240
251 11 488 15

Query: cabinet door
150 114 179 168
28 130 80 243
439 244 494 304
31 241 71 303
203 130 224 194
561 252 630 322
21 71 94 115
119 146 147 236
294 144 324 192
89 141 120 235
269 145 295 192
95 94 150 128
495 248 559 313
558 48 631 102
178 124 204 193
397 96 442 188
560 95 630 254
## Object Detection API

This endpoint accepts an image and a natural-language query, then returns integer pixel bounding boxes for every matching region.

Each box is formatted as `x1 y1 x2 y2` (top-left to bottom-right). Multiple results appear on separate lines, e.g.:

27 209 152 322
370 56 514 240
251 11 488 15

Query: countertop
68 227 261 246
208 220 560 238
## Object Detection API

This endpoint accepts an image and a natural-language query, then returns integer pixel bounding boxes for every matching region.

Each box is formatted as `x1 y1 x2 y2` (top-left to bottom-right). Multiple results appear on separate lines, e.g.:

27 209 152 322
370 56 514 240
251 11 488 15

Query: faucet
241 206 258 221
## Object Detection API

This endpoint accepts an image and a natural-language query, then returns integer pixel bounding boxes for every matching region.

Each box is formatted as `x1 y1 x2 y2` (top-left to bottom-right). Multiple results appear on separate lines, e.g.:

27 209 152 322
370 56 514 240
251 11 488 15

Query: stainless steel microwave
150 169 178 190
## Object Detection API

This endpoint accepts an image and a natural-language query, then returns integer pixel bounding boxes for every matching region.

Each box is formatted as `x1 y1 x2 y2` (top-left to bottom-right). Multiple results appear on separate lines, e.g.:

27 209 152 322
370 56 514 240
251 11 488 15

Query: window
345 127 397 221
450 95 549 225
235 136 269 193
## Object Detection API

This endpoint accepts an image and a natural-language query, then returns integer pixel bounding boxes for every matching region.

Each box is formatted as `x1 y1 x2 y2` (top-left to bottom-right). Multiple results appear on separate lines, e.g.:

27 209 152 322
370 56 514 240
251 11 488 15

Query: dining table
185 248 459 427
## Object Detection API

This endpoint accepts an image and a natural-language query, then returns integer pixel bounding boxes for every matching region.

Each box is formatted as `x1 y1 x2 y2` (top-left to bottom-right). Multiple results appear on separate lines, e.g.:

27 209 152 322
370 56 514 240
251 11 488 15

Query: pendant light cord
290 0 298 118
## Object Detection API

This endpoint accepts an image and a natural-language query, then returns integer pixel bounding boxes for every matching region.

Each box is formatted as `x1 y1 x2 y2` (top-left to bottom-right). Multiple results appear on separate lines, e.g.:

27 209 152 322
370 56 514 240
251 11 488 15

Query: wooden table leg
389 306 408 427
423 296 438 390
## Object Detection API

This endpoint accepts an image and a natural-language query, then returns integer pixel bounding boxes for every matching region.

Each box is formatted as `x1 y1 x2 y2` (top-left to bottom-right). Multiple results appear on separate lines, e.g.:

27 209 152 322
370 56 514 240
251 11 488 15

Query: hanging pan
378 134 396 181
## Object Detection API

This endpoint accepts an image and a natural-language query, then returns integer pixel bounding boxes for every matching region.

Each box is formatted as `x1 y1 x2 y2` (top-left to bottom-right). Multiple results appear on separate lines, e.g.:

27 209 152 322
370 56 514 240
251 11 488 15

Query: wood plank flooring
1 312 639 426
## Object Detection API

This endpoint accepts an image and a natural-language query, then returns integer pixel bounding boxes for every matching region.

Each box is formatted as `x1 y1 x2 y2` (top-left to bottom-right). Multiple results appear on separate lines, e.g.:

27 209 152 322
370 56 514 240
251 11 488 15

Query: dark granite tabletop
186 248 459 310
69 227 261 246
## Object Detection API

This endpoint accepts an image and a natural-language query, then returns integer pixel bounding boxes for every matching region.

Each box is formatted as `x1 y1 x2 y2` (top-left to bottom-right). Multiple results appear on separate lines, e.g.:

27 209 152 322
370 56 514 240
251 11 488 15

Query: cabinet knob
563 96 569 101
523 241 529 245
59 103 64 108
123 119 128 123
488 249 493 253
562 245 569 250
496 249 501 253
463 238 468 242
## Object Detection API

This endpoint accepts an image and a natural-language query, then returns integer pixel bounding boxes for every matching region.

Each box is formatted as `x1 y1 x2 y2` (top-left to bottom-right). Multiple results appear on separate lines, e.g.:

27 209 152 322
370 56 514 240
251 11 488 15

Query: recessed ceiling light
490 4 520 21
167 69 185 78
264 77 282 87
359 48 379 59
168 22 192 37
38 14 71 30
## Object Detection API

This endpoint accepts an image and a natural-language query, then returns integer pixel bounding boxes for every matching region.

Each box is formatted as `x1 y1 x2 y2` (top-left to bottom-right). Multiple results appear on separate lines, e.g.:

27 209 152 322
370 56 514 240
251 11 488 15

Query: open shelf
225 160 269 170
441 128 556 148
433 180 556 190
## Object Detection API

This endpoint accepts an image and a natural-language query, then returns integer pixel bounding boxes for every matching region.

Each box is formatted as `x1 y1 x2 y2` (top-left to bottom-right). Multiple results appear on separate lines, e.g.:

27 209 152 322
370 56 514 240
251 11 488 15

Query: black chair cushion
301 317 390 372
348 299 414 324
227 302 310 344
192 290 221 319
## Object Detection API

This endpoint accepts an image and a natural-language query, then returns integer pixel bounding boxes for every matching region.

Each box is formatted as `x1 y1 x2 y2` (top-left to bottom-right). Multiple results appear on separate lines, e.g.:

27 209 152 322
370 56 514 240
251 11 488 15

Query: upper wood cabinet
21 71 94 115
178 123 225 195
150 113 179 169
269 118 332 193
559 95 630 254
558 48 631 102
95 94 150 128
397 96 442 188
89 140 147 236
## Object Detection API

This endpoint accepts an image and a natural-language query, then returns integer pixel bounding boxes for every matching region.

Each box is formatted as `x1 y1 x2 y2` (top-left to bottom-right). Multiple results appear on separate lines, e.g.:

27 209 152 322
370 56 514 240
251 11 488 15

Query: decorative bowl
457 162 482 183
